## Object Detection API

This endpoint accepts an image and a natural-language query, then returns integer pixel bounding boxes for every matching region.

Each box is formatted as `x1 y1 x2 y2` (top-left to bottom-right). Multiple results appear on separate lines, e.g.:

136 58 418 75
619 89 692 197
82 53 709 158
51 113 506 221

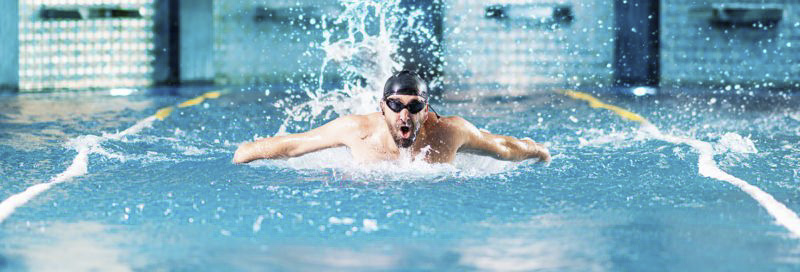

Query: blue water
1 87 799 271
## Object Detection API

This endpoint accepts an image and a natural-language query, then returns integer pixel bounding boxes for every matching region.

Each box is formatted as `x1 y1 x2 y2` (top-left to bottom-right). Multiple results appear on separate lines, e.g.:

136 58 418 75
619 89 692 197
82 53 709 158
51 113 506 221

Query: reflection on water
458 213 609 272
0 94 153 125
4 221 140 271
0 94 154 151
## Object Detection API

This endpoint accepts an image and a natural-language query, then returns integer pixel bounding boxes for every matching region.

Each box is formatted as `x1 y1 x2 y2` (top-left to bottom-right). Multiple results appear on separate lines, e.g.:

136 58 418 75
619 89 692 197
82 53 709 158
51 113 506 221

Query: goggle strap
428 104 441 118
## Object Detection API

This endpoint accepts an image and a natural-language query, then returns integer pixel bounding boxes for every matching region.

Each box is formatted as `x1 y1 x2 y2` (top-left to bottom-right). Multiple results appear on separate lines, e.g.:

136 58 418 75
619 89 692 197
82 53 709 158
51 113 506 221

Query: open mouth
400 125 411 138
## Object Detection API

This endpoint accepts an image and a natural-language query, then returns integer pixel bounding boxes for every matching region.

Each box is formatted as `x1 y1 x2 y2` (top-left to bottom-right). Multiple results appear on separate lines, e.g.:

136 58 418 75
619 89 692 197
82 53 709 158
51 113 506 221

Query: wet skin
233 94 550 164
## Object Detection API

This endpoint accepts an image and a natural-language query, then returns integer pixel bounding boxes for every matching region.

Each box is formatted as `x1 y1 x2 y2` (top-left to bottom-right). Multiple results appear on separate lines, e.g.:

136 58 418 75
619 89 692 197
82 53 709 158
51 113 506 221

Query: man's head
381 70 429 148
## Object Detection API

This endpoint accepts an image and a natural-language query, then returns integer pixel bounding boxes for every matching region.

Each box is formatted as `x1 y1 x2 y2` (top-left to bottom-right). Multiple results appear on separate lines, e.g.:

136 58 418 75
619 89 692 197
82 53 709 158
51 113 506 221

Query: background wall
17 0 155 91
442 0 615 93
212 0 339 85
0 0 19 90
660 0 800 89
179 0 214 83
4 0 800 92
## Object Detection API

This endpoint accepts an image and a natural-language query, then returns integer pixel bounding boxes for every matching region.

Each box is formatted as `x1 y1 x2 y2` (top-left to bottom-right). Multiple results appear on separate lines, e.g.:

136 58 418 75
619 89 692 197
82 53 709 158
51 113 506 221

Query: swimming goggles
385 99 427 114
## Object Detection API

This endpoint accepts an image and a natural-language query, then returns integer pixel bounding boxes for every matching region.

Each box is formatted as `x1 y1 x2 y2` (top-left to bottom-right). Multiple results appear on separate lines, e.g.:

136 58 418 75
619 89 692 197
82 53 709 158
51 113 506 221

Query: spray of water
276 0 433 135
251 0 519 176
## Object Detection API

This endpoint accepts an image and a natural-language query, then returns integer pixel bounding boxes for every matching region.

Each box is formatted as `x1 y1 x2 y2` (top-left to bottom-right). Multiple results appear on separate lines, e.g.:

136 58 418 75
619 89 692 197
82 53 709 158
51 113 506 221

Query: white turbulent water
250 147 523 181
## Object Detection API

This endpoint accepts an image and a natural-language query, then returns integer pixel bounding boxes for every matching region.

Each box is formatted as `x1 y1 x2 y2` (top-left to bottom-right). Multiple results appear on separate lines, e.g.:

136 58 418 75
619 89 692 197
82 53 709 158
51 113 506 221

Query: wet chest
414 137 459 163
346 132 400 162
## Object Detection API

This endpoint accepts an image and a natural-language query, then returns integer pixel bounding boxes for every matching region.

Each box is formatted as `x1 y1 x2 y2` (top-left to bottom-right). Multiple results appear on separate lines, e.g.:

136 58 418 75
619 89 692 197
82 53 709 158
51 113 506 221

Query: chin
399 139 414 148
395 133 416 148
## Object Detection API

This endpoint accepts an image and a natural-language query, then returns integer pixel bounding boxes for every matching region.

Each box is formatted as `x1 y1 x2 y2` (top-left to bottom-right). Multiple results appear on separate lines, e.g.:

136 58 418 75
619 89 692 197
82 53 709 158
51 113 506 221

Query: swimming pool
1 85 799 271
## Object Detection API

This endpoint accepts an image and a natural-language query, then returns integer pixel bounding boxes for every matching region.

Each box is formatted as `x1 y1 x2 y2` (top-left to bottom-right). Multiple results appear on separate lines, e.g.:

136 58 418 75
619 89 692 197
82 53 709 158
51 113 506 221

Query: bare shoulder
435 115 481 136
331 114 370 128
330 113 379 139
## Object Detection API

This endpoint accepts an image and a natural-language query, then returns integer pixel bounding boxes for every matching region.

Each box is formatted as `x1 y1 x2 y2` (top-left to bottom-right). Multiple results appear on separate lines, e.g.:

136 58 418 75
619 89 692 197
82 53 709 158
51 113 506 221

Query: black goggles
385 99 426 114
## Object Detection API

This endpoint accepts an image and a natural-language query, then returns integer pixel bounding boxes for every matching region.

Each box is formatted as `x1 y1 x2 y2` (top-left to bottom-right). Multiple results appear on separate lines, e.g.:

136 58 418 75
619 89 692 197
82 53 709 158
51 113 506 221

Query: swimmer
233 70 550 164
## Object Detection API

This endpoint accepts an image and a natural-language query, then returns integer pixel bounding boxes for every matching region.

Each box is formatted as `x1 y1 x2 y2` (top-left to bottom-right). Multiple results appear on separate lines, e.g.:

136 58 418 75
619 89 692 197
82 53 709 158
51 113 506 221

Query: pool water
1 86 799 271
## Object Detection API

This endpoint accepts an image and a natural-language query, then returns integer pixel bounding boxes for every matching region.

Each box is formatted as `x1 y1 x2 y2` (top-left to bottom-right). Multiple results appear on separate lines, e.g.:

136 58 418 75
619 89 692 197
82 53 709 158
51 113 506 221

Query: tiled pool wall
15 0 155 91
660 0 800 89
1 0 799 92
442 0 615 91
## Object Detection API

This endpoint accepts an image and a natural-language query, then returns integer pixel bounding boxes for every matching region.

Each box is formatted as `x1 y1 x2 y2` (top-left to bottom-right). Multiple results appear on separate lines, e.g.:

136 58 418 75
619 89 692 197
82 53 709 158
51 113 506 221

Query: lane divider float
560 89 800 238
0 90 225 223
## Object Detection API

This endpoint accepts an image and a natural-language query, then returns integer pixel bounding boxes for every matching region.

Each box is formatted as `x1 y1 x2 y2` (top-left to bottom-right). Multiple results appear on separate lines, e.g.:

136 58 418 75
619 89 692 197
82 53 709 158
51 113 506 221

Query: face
381 94 429 148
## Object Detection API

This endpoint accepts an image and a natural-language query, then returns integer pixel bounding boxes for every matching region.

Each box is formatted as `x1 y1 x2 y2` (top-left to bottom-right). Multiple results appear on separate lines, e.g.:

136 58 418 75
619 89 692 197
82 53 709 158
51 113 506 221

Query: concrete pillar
614 0 659 87
398 0 443 94
179 0 214 84
153 0 180 85
153 0 214 85
0 0 19 91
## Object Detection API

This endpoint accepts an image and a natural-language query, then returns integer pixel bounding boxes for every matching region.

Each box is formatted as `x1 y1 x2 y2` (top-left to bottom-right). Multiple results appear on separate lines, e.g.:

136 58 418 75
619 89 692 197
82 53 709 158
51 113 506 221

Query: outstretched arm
233 116 358 164
455 117 550 162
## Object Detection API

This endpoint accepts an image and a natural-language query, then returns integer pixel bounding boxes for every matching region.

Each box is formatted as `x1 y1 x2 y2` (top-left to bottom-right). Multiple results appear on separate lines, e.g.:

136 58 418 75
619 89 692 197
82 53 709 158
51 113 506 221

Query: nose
398 109 411 121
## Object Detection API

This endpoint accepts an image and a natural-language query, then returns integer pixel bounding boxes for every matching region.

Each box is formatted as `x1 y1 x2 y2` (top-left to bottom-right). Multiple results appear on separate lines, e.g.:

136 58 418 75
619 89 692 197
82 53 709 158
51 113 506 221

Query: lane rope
0 90 225 223
560 89 800 238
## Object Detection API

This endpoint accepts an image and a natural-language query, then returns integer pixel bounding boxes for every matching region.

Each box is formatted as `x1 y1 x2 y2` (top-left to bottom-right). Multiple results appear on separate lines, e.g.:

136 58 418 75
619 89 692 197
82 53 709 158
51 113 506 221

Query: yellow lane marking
154 107 174 120
177 96 205 108
155 90 225 120
203 91 221 99
177 91 223 108
560 90 648 123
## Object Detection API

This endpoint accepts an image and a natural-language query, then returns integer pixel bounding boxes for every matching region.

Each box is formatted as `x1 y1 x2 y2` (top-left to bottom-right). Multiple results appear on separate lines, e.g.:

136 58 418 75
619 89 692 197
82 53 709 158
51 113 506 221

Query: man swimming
233 70 550 164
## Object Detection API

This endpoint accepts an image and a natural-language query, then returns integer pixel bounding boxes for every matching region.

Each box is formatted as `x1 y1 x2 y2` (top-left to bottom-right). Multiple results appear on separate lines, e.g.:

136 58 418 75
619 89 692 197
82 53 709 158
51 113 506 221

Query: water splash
245 0 523 178
250 147 519 182
277 0 436 135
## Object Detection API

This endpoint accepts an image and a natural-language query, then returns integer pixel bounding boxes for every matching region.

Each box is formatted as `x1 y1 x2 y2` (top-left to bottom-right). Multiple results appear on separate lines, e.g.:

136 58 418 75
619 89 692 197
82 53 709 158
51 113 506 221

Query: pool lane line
559 89 800 238
156 90 223 120
561 90 646 123
0 90 225 224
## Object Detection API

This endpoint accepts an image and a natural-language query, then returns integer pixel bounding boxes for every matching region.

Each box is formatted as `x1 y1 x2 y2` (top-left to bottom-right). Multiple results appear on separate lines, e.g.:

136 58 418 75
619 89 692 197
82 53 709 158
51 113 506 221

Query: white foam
329 217 355 225
252 215 265 233
362 219 379 232
176 144 206 156
789 112 800 122
0 117 157 223
714 132 758 154
577 128 636 148
249 146 519 181
640 123 800 237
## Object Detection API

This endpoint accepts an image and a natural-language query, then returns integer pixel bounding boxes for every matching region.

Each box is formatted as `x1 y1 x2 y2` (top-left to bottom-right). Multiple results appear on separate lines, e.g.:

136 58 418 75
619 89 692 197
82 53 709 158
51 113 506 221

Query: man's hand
521 138 550 163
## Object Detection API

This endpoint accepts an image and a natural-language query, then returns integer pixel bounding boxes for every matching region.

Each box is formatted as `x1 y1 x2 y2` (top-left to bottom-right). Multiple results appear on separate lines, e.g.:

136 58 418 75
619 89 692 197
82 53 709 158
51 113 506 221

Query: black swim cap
383 70 428 101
